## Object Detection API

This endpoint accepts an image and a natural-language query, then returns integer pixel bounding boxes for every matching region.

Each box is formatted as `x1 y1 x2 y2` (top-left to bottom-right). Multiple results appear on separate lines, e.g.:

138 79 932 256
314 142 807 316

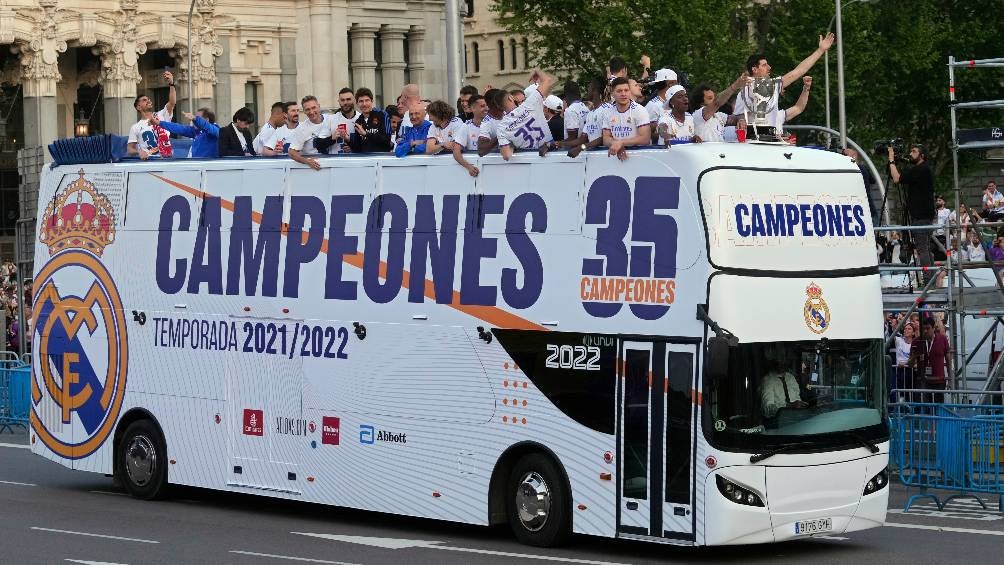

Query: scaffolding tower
880 56 1004 401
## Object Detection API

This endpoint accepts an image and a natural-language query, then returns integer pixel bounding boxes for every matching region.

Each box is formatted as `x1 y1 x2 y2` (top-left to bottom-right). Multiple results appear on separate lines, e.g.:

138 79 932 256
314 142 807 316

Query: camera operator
888 143 935 279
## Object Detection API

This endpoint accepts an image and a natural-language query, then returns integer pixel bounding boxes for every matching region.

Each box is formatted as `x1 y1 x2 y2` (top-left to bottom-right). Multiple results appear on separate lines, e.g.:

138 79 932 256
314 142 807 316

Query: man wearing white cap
543 95 564 142
645 68 678 124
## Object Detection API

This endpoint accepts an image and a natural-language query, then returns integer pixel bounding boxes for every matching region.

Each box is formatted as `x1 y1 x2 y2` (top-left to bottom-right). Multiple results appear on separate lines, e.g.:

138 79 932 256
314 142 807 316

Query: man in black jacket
348 88 392 153
218 107 256 156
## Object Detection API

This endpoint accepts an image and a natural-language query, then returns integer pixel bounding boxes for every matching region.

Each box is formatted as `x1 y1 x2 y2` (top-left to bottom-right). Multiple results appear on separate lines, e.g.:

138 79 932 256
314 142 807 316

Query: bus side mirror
707 336 732 380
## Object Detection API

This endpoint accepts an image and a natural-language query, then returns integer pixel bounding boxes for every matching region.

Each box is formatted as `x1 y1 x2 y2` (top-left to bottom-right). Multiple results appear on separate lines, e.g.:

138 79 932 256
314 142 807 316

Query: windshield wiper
844 431 880 454
749 442 812 464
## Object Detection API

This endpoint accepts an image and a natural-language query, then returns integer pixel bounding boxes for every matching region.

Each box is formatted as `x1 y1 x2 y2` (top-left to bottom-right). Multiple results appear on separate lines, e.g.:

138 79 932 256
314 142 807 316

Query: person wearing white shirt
759 361 808 419
602 77 652 162
460 94 489 151
981 181 1004 221
656 85 699 145
644 68 678 126
288 95 333 171
497 70 556 161
425 100 479 177
734 33 834 131
561 82 591 141
777 76 813 129
253 102 287 155
261 102 300 156
316 88 359 155
127 70 176 159
691 74 746 143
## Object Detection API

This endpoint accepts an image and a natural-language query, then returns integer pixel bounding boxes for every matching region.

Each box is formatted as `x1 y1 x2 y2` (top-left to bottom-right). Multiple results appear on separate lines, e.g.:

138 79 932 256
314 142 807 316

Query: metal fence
0 351 29 433
889 389 1004 512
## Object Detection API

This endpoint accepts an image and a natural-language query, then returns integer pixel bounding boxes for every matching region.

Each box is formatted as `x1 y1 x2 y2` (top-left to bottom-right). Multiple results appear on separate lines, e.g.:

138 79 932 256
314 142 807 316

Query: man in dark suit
218 107 257 156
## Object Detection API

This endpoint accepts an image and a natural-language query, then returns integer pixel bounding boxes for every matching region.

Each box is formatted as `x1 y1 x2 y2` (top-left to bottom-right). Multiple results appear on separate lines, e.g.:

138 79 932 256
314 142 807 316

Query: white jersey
462 119 487 151
603 101 651 141
479 116 500 141
127 107 173 155
288 115 333 155
563 100 590 137
693 109 728 143
496 88 553 150
252 122 276 155
427 117 467 149
657 112 697 144
319 110 359 154
583 103 613 142
734 77 783 128
264 124 300 154
645 95 668 125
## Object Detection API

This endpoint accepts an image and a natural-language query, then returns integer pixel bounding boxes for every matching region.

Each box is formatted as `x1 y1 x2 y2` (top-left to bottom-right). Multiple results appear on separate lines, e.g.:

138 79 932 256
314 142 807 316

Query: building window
465 0 474 17
510 39 517 70
464 43 469 74
497 40 505 71
523 38 530 69
244 81 259 133
473 42 480 73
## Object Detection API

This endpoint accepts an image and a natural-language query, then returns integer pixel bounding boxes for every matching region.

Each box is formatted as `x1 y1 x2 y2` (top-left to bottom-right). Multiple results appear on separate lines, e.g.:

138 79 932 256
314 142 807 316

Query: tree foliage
492 0 1004 189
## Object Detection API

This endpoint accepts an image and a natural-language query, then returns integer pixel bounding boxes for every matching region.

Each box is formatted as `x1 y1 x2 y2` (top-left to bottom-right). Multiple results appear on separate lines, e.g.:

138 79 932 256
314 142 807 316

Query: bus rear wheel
117 420 168 500
506 453 571 547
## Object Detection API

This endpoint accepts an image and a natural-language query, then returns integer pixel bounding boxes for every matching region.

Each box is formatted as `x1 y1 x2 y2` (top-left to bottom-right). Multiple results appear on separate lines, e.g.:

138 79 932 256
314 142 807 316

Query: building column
95 0 147 134
349 23 379 94
329 1 350 92
15 0 66 153
309 0 334 103
380 25 408 107
279 28 298 103
407 25 426 93
214 30 233 121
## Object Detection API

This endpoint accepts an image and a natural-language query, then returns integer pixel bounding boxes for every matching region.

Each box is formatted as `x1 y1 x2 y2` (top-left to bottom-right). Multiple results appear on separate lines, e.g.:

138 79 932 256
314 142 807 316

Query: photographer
888 144 935 278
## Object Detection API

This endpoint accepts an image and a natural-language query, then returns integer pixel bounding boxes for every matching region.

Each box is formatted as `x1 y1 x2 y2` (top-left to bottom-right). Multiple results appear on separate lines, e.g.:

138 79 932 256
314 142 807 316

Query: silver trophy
742 77 782 141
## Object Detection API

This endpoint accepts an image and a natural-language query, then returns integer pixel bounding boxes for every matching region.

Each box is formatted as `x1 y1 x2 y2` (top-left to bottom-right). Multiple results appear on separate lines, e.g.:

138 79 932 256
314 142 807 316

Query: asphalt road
2 429 1002 565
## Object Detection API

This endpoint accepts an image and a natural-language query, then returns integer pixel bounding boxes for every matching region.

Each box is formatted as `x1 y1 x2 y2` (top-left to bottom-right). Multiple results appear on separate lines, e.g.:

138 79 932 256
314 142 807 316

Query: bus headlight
716 475 765 507
863 467 889 495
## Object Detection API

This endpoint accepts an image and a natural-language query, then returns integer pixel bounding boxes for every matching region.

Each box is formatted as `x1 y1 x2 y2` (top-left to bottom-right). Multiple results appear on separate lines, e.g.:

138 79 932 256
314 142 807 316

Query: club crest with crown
803 282 831 335
38 169 116 256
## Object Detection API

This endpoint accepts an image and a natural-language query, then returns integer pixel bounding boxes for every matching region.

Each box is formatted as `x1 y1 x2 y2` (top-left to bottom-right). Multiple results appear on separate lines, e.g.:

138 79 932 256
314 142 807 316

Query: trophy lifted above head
740 76 784 142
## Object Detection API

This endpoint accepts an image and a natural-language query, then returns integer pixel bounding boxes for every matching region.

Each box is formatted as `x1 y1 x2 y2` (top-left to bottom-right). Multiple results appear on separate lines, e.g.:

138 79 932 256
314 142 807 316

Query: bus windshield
707 338 887 449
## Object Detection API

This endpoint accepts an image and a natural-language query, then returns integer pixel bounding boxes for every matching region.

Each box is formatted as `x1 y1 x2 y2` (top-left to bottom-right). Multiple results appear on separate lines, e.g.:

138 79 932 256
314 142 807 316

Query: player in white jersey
287 96 333 171
127 70 176 159
691 74 747 143
602 77 653 161
425 100 479 177
460 94 489 151
262 102 301 155
497 69 555 161
656 86 698 144
477 88 508 156
316 88 359 155
561 82 590 140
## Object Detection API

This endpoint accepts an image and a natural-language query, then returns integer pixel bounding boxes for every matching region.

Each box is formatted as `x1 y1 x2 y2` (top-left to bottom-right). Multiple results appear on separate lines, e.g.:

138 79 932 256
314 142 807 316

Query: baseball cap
664 85 686 106
544 95 563 111
653 68 678 83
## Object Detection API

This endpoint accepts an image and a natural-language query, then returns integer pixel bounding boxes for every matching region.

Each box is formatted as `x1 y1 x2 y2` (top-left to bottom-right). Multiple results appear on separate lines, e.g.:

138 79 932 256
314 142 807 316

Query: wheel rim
515 471 551 532
125 435 157 487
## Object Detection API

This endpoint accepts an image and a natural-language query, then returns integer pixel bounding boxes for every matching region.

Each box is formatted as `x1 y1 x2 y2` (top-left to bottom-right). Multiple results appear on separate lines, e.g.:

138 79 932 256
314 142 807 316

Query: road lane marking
292 532 632 565
66 560 130 565
31 527 159 544
0 479 37 487
229 551 360 565
885 522 1004 536
0 442 30 449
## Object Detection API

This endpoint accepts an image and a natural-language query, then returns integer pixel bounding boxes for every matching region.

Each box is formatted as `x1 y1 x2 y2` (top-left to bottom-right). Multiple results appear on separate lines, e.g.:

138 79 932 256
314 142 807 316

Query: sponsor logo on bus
243 409 264 436
359 424 406 445
31 170 129 460
321 417 340 445
275 417 309 436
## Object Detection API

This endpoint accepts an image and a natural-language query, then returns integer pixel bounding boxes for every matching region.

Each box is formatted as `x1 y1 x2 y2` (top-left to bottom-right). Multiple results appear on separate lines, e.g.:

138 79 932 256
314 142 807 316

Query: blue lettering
825 205 844 236
363 194 408 303
460 194 502 306
283 196 327 298
785 204 800 236
325 195 363 300
735 204 750 237
799 204 812 236
841 204 854 236
156 195 190 294
226 195 282 296
502 193 546 309
409 195 459 304
811 204 827 237
187 197 223 294
852 204 866 236
750 204 766 237
763 204 785 236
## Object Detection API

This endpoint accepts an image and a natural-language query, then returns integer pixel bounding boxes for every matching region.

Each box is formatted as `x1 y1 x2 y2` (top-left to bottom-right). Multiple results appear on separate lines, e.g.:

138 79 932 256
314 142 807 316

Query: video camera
873 138 904 157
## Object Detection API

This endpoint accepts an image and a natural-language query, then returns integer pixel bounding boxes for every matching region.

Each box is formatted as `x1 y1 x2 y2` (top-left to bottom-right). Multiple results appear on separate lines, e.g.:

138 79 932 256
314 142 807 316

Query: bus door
618 340 696 541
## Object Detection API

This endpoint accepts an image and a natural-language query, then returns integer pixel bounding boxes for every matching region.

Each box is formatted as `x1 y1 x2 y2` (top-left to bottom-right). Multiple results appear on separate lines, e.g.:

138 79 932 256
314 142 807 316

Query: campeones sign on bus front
31 171 128 460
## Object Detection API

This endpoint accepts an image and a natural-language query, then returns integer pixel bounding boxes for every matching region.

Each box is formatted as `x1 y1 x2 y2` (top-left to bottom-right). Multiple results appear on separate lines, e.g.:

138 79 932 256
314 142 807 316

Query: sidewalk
887 482 1004 532
0 428 28 446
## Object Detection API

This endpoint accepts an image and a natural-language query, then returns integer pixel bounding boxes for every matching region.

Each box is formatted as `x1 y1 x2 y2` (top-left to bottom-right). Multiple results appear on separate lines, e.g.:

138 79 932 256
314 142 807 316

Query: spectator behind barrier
982 181 1004 221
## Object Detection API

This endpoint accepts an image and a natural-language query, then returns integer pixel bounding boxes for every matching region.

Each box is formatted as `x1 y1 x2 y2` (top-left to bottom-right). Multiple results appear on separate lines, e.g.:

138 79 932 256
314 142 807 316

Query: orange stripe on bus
152 174 547 331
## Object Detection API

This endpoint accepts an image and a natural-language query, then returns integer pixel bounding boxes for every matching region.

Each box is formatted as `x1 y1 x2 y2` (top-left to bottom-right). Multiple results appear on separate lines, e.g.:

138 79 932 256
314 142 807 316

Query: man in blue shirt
151 108 220 158
395 101 432 157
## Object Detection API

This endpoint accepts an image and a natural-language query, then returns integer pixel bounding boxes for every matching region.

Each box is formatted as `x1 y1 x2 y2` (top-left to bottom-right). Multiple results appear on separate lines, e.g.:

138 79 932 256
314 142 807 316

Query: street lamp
825 0 876 148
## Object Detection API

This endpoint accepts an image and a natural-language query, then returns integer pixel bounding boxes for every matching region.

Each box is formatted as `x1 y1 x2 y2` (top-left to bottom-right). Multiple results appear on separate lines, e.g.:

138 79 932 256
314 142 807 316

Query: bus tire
117 420 168 500
506 453 571 547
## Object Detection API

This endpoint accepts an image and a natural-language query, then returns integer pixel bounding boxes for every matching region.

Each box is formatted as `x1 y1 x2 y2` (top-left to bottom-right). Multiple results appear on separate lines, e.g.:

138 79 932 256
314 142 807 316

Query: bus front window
707 339 887 448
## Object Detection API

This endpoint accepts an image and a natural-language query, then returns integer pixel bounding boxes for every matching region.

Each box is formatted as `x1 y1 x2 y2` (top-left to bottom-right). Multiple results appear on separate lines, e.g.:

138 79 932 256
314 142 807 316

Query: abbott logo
359 424 375 444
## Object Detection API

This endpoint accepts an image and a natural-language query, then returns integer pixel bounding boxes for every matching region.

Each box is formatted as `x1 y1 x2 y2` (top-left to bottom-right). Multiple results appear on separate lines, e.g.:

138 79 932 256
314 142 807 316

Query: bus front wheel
117 420 168 500
506 453 571 547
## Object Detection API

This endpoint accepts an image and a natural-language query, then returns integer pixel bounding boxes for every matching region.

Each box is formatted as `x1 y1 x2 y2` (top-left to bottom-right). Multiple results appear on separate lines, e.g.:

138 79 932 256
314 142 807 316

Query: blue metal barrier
0 361 30 433
889 399 1004 512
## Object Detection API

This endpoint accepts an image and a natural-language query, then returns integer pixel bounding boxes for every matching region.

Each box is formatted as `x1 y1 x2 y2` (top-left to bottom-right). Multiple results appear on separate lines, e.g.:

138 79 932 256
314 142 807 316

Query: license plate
794 517 832 536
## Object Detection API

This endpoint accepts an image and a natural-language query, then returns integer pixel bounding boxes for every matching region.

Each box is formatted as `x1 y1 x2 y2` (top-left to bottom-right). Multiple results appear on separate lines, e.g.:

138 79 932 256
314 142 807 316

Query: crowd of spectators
123 35 837 173
0 261 29 354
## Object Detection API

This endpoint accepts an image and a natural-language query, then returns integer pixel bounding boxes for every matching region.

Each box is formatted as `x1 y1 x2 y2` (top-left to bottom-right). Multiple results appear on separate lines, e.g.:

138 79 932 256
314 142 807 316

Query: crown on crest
805 282 823 298
39 169 116 256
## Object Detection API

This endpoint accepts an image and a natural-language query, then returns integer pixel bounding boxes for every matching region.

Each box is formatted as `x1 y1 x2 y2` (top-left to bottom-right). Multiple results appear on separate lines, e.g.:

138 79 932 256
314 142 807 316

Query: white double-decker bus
30 142 888 547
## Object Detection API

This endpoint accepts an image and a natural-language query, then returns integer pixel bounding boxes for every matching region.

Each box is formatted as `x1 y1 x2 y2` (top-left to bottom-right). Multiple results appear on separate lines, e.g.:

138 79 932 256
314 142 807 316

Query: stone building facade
0 0 451 259
461 0 533 92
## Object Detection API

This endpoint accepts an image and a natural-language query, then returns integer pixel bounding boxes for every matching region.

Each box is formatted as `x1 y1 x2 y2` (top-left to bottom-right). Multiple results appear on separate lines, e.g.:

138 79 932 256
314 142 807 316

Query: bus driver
760 358 808 419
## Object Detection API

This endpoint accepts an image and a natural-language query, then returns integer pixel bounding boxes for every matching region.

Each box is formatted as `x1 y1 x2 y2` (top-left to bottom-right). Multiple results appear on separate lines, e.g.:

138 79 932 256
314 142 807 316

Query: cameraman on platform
888 144 935 280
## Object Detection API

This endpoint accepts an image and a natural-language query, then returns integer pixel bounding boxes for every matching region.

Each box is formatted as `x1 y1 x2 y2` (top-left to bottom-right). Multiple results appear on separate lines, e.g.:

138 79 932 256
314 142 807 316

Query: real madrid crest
803 282 830 334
